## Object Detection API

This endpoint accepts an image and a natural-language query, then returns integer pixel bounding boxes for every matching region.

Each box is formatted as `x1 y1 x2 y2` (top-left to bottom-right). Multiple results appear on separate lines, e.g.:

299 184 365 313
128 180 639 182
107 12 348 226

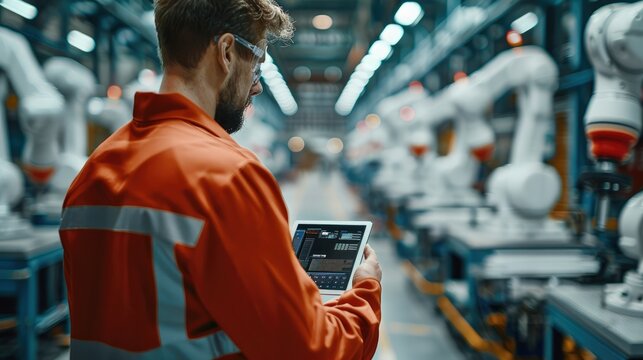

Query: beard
215 74 252 134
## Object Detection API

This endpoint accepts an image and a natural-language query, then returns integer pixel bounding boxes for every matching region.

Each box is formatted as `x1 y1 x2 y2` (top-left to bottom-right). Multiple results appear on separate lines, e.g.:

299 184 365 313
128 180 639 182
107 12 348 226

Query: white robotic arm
405 80 495 207
372 87 429 194
619 193 643 274
123 69 162 107
0 73 24 214
0 74 10 161
375 86 429 142
87 97 131 133
44 57 96 157
586 1 643 317
453 46 558 165
606 191 643 316
413 90 456 128
585 2 643 164
448 47 563 236
584 2 643 231
0 27 64 185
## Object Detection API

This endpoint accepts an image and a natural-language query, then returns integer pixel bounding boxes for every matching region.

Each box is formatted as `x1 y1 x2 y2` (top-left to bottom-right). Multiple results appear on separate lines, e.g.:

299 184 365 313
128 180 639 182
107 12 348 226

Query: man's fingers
363 244 373 258
364 245 379 263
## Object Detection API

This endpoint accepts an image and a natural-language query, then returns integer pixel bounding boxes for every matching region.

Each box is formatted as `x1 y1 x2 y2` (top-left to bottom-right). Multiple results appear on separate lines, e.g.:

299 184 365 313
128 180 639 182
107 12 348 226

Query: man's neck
159 71 218 118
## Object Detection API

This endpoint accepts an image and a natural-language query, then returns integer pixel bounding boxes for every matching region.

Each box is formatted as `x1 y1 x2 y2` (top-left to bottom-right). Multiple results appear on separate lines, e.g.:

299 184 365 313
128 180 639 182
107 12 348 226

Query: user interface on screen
292 224 366 290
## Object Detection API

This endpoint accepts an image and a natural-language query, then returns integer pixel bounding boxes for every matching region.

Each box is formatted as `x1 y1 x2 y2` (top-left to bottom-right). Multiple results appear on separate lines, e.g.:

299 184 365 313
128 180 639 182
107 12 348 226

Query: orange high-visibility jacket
59 92 381 359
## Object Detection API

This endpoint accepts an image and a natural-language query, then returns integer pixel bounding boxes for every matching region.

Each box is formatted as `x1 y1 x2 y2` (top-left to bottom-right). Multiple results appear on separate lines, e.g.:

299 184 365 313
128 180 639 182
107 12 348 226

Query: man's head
154 0 293 133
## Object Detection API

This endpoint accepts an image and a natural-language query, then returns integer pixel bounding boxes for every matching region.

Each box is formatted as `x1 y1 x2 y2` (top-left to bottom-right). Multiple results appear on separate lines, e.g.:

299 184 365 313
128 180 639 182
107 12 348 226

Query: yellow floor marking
389 322 432 336
326 177 349 220
288 171 312 222
325 172 399 360
378 321 398 360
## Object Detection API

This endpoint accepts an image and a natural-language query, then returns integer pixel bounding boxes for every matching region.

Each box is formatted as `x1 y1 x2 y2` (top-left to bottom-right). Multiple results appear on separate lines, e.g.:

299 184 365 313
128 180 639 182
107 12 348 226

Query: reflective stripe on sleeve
61 206 240 358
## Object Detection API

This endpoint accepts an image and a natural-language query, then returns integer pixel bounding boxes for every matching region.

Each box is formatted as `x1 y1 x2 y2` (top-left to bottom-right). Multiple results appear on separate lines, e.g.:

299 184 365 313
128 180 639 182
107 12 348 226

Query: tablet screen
292 224 367 290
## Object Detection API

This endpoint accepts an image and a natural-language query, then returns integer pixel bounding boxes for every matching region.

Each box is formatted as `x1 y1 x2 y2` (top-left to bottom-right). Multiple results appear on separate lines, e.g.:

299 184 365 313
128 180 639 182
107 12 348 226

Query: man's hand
352 244 382 286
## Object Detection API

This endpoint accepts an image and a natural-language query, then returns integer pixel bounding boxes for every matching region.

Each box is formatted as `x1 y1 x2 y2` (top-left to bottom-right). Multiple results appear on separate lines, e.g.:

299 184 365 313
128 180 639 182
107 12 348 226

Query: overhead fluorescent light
335 105 351 116
266 77 286 87
336 50 386 115
272 89 292 96
283 106 297 116
347 78 368 88
394 2 424 26
356 68 375 77
343 94 360 103
369 40 393 61
261 62 278 72
67 30 95 52
0 0 38 20
261 71 280 81
344 91 363 100
259 54 298 115
352 70 374 81
380 24 404 45
359 59 382 72
511 12 538 34
361 54 382 67
333 25 401 116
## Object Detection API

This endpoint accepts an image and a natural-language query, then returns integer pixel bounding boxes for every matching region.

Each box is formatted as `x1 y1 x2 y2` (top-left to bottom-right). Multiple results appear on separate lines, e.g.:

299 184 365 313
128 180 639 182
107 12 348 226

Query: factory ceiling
271 0 438 136
0 0 451 136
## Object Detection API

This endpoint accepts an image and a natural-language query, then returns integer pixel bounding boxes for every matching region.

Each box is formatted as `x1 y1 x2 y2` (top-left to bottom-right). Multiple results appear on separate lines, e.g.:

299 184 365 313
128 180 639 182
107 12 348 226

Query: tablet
292 220 372 298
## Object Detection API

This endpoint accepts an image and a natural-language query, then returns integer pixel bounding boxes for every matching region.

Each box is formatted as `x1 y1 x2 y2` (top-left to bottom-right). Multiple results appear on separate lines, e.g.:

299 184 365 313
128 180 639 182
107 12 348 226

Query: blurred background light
365 114 381 129
293 66 312 81
288 136 305 152
327 138 344 154
107 85 122 100
324 66 343 82
453 71 468 82
400 106 416 122
312 14 333 30
505 30 523 47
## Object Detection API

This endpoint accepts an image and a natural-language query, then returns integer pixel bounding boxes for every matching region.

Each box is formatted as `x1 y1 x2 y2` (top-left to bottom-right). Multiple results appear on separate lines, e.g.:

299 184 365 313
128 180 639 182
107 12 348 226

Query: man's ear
215 33 235 76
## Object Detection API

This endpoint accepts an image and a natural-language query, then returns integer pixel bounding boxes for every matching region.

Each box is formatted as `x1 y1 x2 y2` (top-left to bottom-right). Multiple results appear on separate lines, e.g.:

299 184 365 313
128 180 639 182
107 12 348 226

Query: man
59 0 383 359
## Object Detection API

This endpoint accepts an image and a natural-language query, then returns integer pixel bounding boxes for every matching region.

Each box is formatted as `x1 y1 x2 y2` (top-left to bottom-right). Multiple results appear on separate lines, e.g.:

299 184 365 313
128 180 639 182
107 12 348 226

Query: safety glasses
214 34 267 85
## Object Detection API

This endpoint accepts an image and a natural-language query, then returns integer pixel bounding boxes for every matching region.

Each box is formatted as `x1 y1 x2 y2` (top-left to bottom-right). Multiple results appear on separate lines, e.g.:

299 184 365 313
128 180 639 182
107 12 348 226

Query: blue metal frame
440 236 485 325
440 234 597 329
0 246 67 360
545 303 632 360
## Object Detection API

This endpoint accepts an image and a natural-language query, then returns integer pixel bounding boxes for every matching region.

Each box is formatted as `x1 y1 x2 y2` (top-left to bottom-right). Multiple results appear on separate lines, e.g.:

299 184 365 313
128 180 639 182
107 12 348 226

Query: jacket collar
132 92 233 141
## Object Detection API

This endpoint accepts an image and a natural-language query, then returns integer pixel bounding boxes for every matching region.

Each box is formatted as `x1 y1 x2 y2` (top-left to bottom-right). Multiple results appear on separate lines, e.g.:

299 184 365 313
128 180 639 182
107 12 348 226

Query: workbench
0 228 67 360
546 285 643 360
441 225 596 324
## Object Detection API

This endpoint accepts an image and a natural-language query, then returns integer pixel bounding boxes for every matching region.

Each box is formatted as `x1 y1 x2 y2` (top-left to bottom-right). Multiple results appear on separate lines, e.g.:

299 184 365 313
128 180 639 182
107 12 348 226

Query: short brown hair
154 0 294 69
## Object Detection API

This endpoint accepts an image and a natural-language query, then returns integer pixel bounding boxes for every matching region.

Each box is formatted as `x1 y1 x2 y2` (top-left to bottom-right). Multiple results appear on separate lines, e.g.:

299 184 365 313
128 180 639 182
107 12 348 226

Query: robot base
412 207 494 238
605 271 643 317
28 193 65 225
387 185 424 203
477 217 572 243
407 190 484 211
